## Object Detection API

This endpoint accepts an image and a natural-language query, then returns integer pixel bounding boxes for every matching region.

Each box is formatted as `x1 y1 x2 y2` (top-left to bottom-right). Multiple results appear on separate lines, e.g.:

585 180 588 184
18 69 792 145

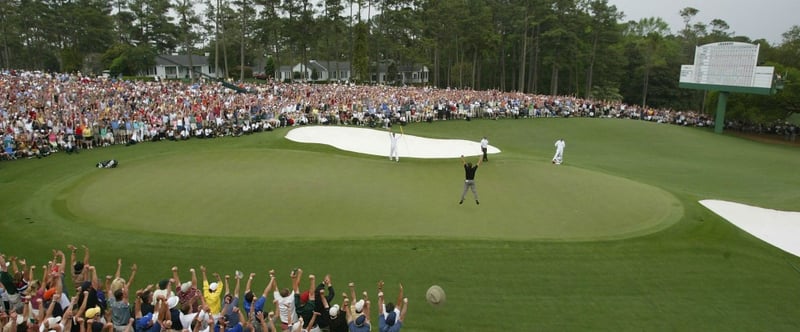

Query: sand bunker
285 126 500 159
700 200 800 257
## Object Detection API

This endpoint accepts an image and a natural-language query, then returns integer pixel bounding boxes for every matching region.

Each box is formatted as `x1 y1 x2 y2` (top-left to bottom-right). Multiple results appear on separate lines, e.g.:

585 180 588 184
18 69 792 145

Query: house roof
398 64 428 72
282 61 352 72
376 62 428 73
277 61 425 73
156 54 209 67
310 60 351 71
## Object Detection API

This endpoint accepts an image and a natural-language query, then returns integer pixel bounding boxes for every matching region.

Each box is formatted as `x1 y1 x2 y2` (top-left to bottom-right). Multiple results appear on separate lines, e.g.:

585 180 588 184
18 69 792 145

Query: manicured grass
2 118 800 331
63 141 679 240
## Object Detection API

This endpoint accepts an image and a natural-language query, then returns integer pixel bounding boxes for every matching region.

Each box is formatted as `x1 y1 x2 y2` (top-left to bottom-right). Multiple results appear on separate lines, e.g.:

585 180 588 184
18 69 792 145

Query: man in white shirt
553 139 566 165
480 136 489 162
273 269 299 331
389 129 401 162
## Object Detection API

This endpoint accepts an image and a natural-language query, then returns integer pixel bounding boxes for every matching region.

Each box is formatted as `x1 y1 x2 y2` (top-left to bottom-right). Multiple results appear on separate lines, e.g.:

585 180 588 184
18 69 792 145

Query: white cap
354 299 365 313
209 282 218 291
329 304 340 318
167 296 179 309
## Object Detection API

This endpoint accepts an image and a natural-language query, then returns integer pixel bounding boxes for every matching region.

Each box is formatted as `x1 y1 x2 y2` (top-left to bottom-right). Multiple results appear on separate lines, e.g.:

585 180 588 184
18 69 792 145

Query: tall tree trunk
550 62 559 96
531 24 540 93
457 37 462 88
518 16 528 92
641 65 650 108
446 51 451 88
221 4 229 81
186 39 194 81
526 31 534 93
471 48 477 89
433 45 439 87
215 0 220 79
273 29 280 81
349 0 354 81
585 31 598 98
369 0 376 83
476 57 482 90
240 10 246 81
1 24 9 68
499 40 505 91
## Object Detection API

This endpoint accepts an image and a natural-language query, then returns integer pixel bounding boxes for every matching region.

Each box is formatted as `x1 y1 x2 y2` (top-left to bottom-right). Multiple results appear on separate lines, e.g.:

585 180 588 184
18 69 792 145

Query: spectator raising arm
126 264 137 290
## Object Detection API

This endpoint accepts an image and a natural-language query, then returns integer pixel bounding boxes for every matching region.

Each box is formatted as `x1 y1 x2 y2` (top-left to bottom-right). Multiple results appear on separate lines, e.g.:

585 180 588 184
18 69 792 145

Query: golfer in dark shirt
459 155 482 205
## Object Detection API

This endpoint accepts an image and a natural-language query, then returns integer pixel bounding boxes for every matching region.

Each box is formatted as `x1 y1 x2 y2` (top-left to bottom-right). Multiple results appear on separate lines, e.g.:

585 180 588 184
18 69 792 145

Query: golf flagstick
400 125 409 156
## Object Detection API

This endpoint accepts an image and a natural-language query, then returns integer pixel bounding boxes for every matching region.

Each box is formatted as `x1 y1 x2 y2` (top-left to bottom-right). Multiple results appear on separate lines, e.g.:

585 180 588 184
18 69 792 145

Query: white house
143 54 217 80
275 60 428 84
377 62 430 85
276 60 351 82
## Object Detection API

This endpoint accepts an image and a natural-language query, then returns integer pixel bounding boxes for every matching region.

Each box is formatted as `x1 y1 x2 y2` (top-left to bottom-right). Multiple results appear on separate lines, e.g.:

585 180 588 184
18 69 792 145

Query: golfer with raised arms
459 155 482 205
389 128 401 162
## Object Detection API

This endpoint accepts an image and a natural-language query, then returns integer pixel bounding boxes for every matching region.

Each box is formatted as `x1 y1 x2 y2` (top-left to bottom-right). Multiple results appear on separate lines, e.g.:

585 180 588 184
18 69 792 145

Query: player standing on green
389 128 401 162
459 155 481 205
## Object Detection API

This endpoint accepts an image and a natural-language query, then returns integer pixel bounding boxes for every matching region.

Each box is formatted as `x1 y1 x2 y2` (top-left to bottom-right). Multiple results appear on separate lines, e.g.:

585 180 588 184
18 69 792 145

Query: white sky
609 0 800 45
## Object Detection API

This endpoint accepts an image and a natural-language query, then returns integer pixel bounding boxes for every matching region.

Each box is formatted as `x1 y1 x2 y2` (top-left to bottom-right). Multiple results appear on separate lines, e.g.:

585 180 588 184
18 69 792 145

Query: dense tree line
0 0 797 122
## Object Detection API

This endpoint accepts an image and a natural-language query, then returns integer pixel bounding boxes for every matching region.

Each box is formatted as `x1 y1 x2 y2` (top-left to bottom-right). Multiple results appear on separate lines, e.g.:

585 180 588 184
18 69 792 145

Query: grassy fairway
2 118 800 331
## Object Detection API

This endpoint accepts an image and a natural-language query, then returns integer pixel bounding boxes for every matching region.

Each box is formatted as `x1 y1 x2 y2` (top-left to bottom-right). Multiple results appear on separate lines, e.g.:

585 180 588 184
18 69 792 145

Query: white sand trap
285 126 501 159
700 200 800 257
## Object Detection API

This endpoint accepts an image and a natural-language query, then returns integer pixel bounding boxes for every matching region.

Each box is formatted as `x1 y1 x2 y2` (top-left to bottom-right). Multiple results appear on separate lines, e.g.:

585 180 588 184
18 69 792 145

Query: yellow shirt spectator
203 279 223 315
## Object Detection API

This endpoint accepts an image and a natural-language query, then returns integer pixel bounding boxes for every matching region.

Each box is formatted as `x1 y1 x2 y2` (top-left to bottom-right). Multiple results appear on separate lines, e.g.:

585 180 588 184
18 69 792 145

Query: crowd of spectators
1 247 408 332
1 69 795 161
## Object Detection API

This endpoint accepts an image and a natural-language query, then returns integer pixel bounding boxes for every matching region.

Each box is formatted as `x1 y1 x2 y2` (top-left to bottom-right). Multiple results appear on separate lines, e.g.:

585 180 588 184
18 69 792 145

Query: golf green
62 145 681 240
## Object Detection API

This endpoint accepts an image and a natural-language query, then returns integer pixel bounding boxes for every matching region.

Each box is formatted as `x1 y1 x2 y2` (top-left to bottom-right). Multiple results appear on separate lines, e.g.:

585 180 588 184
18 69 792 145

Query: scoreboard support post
714 92 729 134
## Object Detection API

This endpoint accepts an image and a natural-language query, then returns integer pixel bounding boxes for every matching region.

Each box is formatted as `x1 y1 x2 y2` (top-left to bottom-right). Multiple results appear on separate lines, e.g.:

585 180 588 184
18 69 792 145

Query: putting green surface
62 147 681 240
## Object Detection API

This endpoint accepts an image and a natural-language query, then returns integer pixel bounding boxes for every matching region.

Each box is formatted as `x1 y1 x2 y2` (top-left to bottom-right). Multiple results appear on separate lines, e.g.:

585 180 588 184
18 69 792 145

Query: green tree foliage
103 42 156 76
128 0 179 53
